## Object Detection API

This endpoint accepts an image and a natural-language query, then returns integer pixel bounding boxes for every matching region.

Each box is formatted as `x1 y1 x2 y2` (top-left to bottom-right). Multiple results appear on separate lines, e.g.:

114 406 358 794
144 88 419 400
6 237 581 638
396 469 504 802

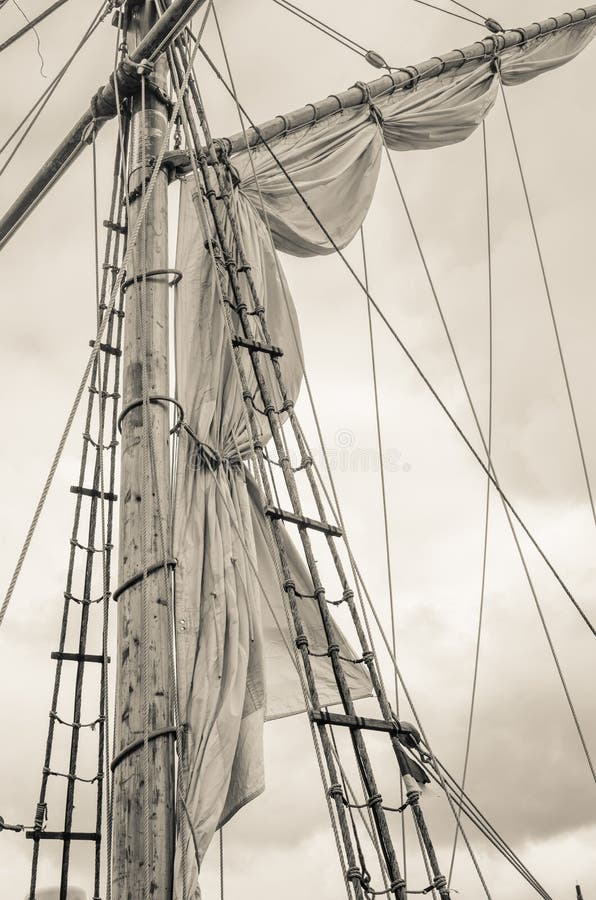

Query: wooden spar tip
221 3 596 156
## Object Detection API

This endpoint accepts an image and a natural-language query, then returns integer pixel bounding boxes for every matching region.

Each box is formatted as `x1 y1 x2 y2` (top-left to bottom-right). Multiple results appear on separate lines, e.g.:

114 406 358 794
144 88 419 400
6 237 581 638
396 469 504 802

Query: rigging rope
197 44 596 640
499 81 596 532
175 110 352 894
204 19 529 895
8 0 46 75
272 0 368 59
0 0 110 171
0 0 71 54
409 0 482 28
0 0 207 631
360 225 406 877
380 133 595 786
447 118 492 887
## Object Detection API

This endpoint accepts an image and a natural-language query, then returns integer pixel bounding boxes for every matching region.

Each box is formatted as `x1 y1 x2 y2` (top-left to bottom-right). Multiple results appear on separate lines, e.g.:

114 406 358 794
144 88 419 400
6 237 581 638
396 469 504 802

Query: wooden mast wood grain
112 2 175 896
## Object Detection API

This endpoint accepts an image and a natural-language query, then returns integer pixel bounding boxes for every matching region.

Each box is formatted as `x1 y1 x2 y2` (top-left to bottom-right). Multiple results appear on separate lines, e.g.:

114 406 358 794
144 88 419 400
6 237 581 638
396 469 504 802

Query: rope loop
295 634 309 650
327 93 345 114
362 650 375 664
327 642 340 656
283 578 296 593
306 102 319 125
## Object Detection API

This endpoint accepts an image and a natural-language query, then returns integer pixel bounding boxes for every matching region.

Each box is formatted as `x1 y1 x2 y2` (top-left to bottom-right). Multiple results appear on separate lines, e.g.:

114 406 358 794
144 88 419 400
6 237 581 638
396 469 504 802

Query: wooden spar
0 0 208 251
111 2 175 896
221 3 596 155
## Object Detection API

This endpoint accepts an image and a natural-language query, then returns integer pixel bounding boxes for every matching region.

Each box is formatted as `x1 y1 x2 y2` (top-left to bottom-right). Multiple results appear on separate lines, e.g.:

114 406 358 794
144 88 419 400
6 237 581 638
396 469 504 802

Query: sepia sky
0 0 595 897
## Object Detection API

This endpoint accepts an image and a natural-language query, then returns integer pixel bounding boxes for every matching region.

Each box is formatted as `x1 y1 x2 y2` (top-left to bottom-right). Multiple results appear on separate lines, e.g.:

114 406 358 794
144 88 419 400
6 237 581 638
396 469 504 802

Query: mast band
117 394 184 434
112 558 177 603
111 726 180 772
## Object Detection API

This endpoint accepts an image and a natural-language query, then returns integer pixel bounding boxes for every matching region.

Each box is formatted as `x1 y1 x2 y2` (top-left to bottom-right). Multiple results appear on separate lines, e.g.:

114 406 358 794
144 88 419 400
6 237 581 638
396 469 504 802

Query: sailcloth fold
231 19 596 257
172 178 371 894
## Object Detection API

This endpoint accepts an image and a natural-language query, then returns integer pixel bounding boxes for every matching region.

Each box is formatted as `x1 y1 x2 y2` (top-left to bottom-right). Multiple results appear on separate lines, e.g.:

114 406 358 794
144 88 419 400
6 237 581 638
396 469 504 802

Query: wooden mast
112 1 176 896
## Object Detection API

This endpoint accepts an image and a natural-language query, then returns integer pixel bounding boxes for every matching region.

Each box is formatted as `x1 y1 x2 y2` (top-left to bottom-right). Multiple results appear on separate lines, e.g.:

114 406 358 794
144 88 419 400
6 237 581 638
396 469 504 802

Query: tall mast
112 1 175 896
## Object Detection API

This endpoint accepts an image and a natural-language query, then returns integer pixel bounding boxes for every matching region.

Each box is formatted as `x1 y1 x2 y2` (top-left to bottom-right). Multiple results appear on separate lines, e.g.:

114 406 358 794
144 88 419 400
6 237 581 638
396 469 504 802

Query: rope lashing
117 394 184 434
112 558 177 603
122 267 183 290
42 767 100 784
110 725 180 772
82 431 119 451
347 868 406 896
353 81 384 125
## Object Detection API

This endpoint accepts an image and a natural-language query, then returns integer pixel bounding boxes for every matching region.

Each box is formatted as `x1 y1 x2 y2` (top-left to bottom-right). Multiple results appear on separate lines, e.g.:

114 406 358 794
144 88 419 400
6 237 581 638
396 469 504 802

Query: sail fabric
173 177 371 894
232 19 596 257
499 19 596 85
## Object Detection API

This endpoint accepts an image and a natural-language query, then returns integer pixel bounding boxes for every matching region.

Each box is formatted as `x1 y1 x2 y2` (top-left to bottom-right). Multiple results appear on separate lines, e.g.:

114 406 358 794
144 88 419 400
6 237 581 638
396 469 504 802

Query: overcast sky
1 0 595 898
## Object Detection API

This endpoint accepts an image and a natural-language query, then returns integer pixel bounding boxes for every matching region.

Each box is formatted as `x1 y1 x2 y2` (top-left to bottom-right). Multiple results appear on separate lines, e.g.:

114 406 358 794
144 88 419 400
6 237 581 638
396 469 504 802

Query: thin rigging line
272 0 367 57
0 0 108 172
448 118 492 887
447 0 488 20
0 0 71 54
0 10 205 631
499 80 596 532
361 225 407 880
10 0 46 75
197 44 596 639
381 140 595 785
410 0 482 28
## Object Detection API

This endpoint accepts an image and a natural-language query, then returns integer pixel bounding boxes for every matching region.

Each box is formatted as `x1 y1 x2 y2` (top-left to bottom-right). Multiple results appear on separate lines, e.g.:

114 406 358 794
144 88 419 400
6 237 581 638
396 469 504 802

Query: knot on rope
362 650 375 664
433 875 448 891
367 792 382 807
283 579 296 593
327 643 340 656
342 588 354 604
327 782 344 800
346 867 362 883
391 878 406 891
295 635 309 650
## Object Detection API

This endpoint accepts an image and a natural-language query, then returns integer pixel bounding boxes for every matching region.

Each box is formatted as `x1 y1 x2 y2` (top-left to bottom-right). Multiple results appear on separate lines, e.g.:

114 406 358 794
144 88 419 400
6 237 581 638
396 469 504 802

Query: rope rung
231 335 284 358
265 506 342 537
70 485 118 502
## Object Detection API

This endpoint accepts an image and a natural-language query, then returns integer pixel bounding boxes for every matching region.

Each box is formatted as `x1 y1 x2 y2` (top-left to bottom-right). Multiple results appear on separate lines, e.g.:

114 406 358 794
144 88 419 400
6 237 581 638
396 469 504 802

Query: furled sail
172 177 371 894
229 18 596 257
172 13 596 896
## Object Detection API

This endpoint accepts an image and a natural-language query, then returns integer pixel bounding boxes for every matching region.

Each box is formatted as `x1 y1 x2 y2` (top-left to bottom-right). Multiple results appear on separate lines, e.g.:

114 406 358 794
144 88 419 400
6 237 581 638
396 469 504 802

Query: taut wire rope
499 80 596 531
360 225 407 879
447 118 492 887
197 44 596 639
203 10 484 896
170 49 352 894
203 15 546 894
0 0 110 173
380 131 595 785
409 0 483 28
